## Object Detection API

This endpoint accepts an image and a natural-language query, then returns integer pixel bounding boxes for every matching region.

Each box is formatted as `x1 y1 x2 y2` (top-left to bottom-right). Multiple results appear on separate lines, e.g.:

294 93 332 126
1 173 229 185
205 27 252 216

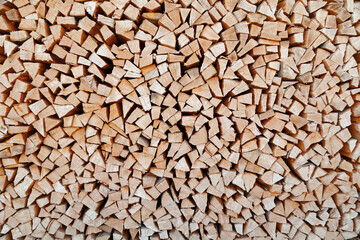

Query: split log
0 0 359 239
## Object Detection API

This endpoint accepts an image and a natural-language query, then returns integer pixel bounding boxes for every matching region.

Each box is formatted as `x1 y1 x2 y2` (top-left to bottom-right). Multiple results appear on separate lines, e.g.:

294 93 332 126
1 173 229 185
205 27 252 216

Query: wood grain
0 0 360 239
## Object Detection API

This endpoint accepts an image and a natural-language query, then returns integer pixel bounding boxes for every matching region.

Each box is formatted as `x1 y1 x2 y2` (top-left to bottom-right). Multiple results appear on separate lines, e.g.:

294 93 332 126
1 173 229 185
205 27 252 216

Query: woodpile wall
0 0 360 239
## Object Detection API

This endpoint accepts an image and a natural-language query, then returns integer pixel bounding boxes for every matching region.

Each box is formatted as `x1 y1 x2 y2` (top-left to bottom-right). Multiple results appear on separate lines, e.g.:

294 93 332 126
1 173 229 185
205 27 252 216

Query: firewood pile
1 0 360 238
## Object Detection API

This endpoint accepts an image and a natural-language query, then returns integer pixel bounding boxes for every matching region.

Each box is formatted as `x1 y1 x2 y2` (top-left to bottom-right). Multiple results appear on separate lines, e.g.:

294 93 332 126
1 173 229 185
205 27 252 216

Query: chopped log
0 0 359 239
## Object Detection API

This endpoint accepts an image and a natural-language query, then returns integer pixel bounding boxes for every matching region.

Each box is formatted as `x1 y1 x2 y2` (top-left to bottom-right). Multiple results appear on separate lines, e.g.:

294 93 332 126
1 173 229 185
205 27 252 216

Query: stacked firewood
0 0 360 238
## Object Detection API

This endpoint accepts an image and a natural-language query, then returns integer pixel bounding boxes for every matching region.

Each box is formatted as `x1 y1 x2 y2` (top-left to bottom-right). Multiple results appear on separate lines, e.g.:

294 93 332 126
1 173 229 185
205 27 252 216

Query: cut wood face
0 0 360 239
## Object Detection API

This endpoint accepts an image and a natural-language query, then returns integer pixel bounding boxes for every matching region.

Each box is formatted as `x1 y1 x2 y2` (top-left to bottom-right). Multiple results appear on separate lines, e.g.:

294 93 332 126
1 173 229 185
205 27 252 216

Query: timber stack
0 0 360 239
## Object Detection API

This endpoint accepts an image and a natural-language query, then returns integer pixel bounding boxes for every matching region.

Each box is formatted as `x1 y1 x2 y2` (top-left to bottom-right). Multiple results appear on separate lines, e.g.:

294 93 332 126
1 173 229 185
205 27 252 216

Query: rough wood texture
0 0 360 239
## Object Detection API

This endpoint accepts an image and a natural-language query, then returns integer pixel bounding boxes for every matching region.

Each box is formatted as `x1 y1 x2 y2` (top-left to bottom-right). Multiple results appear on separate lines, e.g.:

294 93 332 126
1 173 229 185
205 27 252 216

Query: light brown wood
0 0 359 239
